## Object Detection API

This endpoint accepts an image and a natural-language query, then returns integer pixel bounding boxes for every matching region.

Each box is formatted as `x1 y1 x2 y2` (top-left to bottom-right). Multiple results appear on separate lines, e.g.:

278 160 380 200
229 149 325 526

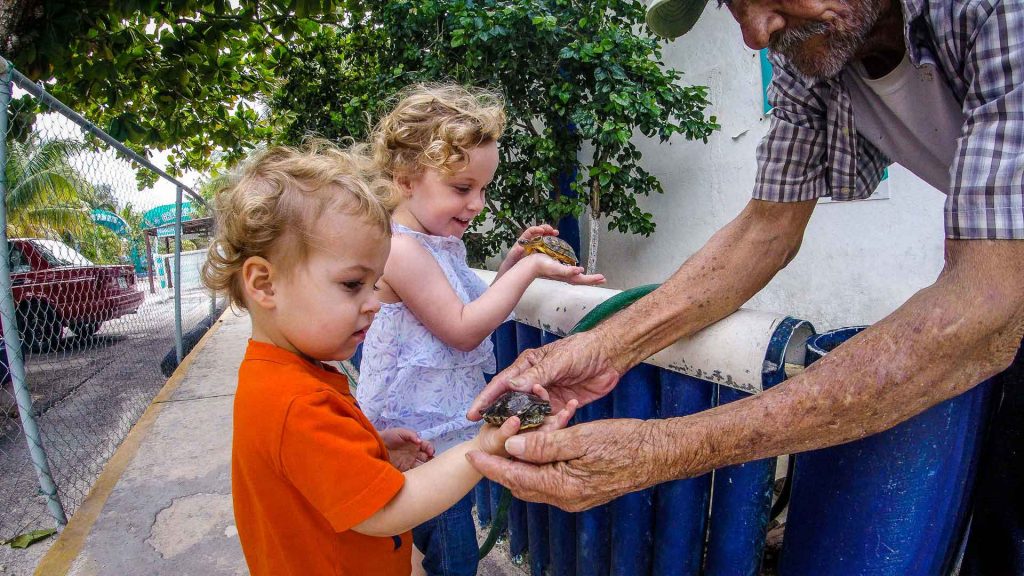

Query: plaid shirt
753 0 1024 239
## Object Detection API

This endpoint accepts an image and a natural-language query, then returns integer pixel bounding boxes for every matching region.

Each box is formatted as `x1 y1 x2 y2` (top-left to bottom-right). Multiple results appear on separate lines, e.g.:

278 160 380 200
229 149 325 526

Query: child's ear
242 256 277 310
395 173 415 197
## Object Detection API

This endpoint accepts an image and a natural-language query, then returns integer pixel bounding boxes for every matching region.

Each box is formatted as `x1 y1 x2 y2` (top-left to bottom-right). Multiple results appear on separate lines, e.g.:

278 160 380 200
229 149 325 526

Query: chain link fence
0 60 225 546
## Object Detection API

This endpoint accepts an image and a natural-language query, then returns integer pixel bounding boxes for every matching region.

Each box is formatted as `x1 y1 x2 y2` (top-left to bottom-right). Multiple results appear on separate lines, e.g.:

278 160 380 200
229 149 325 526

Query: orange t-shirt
232 340 411 576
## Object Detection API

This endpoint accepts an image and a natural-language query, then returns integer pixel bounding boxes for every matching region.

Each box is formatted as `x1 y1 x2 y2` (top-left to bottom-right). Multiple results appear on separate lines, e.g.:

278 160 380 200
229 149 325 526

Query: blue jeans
412 492 478 576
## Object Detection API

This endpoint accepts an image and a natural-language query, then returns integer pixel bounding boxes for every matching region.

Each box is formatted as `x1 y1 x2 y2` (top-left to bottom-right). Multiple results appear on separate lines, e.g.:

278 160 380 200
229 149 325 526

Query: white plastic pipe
474 270 813 394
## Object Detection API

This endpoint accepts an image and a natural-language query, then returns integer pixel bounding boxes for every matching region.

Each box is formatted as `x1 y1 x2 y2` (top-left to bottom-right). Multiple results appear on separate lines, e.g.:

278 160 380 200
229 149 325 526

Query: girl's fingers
544 263 585 278
569 273 606 285
519 224 558 242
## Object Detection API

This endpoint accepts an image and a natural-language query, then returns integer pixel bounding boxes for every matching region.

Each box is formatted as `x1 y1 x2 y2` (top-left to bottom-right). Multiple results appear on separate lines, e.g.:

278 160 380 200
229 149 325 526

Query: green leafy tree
4 1 348 175
87 183 120 213
75 225 123 264
115 202 153 273
4 136 94 238
270 0 719 261
118 202 146 242
5 135 138 263
8 1 718 262
189 169 229 220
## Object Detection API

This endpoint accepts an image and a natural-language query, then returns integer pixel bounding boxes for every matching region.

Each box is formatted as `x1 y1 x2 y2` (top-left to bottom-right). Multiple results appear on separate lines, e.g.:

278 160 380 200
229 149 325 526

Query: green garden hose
566 284 660 334
477 284 661 559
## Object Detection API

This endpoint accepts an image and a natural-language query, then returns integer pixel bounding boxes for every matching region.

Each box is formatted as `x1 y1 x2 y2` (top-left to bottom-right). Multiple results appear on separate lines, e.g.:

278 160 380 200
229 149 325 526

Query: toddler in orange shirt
200 141 575 576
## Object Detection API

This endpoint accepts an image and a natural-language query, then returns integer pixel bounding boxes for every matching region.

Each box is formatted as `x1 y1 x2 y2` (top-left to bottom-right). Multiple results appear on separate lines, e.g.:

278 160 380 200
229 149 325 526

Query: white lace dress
355 224 502 454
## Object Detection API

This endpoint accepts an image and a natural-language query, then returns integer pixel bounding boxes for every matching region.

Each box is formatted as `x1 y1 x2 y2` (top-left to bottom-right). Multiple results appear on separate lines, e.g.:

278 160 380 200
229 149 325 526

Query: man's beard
769 0 884 79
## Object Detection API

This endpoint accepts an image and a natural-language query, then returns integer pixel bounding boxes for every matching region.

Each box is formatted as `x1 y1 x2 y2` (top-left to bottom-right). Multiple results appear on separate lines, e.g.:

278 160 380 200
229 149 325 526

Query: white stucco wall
585 8 948 331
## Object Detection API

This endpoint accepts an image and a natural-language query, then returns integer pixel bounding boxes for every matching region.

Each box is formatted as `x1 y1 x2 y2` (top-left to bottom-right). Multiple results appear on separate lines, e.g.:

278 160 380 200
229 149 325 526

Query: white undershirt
842 53 963 193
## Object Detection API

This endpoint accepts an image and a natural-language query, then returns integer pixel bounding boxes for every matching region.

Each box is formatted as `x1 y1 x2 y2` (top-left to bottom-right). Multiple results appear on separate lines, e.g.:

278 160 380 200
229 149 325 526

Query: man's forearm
650 240 1024 483
597 199 816 371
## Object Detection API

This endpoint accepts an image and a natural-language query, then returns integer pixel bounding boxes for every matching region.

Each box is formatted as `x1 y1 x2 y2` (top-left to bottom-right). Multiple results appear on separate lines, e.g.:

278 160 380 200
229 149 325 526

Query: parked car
6 238 145 350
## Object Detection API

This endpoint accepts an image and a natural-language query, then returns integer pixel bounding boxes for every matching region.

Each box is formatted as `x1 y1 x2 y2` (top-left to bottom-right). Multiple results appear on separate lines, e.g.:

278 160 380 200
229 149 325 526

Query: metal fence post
209 290 216 324
174 186 183 364
0 59 68 526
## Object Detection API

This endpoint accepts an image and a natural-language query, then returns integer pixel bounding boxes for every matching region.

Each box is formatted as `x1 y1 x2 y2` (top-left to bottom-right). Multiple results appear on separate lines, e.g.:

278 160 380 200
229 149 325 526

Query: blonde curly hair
371 83 506 180
201 140 399 310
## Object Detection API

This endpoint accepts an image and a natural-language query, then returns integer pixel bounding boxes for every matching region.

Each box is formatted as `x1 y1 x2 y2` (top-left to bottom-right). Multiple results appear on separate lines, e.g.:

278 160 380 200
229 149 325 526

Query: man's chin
781 48 854 81
777 31 867 81
792 59 847 80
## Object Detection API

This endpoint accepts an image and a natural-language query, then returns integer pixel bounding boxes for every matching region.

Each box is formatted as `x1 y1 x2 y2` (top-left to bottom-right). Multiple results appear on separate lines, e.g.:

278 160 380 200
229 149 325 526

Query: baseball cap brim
646 0 711 39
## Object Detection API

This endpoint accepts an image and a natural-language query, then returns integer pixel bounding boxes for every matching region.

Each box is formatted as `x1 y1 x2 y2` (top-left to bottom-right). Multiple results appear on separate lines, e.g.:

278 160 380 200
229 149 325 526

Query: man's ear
242 256 276 310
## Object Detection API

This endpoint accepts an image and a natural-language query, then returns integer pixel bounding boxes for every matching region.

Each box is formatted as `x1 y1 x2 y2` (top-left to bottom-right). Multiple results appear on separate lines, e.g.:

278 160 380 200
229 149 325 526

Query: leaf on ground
3 528 57 549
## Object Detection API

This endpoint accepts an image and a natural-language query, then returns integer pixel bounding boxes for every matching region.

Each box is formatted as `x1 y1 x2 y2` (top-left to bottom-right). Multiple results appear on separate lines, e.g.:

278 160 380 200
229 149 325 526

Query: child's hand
380 428 435 471
497 225 559 276
476 417 523 458
525 253 606 286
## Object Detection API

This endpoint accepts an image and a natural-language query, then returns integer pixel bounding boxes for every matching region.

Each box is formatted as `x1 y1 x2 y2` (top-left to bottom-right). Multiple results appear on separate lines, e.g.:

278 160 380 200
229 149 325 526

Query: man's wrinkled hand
466 418 664 512
468 331 622 421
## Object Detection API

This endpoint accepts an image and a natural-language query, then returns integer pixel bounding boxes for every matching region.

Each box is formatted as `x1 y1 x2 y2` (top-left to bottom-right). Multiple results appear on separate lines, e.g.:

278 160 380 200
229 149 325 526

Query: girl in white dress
355 84 604 576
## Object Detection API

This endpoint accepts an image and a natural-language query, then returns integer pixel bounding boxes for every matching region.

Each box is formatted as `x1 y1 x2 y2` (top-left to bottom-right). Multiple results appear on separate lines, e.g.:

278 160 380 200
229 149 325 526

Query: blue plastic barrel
654 370 715 575
541 331 577 576
610 363 658 575
703 385 776 576
576 394 613 576
779 326 995 575
705 317 813 576
516 324 550 575
554 166 581 258
493 322 528 560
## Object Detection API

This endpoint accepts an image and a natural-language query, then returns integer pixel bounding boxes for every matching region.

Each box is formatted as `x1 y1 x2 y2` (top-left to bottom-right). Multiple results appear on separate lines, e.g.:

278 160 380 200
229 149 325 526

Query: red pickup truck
7 238 145 350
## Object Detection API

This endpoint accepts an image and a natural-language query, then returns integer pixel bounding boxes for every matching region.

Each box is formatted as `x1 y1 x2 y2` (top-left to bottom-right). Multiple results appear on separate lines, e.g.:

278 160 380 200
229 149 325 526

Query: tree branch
519 120 539 137
486 197 522 232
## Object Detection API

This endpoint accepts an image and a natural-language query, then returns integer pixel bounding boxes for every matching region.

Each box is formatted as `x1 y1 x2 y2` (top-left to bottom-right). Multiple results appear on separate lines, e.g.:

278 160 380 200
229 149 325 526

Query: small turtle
519 236 578 266
481 391 552 430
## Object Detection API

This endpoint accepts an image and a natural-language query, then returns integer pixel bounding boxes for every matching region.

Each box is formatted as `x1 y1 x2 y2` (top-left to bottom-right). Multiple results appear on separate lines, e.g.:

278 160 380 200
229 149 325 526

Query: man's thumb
505 429 579 464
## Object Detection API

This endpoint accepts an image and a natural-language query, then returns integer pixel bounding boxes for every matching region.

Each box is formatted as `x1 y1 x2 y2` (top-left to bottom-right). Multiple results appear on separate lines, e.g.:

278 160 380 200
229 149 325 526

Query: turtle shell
481 391 552 430
518 236 578 266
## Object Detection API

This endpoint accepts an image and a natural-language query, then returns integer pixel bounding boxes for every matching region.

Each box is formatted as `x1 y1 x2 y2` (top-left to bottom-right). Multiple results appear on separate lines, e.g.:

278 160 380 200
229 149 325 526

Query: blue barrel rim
762 316 816 389
806 325 868 363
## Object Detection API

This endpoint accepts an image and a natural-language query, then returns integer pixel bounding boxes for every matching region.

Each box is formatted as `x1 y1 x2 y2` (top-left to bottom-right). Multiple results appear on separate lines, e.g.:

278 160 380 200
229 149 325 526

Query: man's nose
733 1 786 50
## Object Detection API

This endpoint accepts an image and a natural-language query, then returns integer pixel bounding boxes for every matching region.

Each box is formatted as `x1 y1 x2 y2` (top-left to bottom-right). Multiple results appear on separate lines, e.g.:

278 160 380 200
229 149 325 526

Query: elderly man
466 0 1024 569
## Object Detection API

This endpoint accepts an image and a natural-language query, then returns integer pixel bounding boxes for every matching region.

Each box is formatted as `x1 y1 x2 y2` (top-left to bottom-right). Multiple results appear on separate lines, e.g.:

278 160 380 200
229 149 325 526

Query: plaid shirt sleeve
946 0 1024 239
752 54 889 203
752 59 831 202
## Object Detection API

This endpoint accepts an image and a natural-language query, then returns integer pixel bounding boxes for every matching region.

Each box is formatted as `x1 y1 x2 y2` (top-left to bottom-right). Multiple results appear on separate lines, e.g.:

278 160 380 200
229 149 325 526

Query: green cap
646 0 711 39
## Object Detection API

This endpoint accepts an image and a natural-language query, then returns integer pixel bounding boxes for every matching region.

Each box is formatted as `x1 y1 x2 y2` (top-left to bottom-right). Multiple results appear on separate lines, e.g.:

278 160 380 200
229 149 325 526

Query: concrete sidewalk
33 311 525 575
